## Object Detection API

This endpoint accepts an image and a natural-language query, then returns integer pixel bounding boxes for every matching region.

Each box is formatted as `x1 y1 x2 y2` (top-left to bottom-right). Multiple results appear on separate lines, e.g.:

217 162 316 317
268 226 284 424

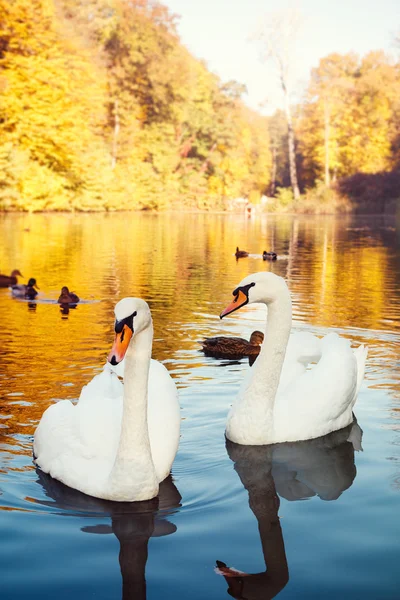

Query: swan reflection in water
34 471 181 599
216 420 363 599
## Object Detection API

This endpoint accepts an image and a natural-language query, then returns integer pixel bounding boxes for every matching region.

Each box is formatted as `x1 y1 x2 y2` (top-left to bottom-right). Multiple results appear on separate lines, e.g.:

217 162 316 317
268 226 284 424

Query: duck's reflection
214 355 258 368
35 471 181 599
217 421 362 599
59 303 78 318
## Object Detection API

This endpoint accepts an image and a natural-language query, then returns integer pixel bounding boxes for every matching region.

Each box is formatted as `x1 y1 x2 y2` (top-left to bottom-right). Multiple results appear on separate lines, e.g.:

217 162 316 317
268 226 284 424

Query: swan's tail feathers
353 344 368 403
215 561 248 577
347 421 364 451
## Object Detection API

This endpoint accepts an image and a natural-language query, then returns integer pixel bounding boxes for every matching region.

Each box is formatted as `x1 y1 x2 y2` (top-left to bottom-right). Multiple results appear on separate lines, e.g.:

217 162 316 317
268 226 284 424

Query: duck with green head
11 278 39 299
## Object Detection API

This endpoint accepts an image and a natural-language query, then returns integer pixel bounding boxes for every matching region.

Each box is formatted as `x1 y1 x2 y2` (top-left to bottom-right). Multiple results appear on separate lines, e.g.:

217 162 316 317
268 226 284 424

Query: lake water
0 212 399 599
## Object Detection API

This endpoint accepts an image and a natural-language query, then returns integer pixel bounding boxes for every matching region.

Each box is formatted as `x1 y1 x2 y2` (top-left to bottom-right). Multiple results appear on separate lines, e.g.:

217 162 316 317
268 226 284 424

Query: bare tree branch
252 8 302 199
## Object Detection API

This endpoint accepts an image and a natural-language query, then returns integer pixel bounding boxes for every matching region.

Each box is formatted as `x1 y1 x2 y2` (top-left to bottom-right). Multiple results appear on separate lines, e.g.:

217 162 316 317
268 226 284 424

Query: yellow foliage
0 0 272 211
297 51 400 189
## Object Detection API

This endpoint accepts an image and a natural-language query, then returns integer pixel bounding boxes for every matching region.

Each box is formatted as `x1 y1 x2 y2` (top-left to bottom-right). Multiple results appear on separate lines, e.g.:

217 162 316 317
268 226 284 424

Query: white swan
220 272 367 445
34 298 180 501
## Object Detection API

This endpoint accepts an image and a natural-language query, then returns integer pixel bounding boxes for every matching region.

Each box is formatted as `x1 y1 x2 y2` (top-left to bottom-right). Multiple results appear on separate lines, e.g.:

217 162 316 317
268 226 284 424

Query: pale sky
164 0 400 113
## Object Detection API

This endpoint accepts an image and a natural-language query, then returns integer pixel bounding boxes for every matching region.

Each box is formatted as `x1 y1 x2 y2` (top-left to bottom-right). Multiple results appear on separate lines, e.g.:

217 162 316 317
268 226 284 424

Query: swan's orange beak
108 325 133 365
220 290 248 319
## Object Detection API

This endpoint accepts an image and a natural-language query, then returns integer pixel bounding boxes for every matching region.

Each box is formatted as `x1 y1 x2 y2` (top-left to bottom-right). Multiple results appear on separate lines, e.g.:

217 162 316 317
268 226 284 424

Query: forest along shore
1 1 399 214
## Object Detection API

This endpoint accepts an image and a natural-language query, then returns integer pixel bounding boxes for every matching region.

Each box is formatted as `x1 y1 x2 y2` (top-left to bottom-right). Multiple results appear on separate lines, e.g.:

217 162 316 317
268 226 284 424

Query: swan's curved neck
108 322 158 500
252 292 292 404
227 287 292 444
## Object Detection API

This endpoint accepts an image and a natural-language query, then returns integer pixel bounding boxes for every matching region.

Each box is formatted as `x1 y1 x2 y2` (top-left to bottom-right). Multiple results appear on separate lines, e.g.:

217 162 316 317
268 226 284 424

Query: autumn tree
297 51 400 189
1 0 272 211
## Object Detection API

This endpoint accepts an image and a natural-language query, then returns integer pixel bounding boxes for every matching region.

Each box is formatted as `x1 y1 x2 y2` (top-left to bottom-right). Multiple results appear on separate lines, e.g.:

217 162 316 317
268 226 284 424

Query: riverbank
1 170 399 216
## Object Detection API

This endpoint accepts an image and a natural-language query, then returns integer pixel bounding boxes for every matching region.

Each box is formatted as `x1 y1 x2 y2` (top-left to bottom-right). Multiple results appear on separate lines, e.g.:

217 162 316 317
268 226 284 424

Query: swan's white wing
277 332 322 395
147 360 180 481
75 367 123 458
273 333 358 441
238 332 322 398
285 332 322 365
34 367 123 482
34 399 79 471
352 344 368 400
35 359 180 488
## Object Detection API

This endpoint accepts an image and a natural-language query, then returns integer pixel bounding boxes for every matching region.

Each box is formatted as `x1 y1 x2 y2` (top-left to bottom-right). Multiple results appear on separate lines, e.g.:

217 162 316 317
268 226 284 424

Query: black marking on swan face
232 282 255 302
114 311 137 334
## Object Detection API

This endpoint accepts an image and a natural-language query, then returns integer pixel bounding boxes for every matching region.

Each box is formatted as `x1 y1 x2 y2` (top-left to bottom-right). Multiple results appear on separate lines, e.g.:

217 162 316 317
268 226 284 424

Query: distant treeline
270 51 400 214
0 0 399 213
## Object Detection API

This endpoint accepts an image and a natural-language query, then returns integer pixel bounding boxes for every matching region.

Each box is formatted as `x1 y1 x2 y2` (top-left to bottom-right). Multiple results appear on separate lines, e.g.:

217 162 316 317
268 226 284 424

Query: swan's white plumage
223 272 368 445
34 298 180 501
272 333 364 442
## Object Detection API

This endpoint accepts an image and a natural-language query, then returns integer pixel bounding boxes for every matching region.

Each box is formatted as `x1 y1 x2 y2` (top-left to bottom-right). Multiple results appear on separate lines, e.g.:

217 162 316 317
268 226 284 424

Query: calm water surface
0 212 399 599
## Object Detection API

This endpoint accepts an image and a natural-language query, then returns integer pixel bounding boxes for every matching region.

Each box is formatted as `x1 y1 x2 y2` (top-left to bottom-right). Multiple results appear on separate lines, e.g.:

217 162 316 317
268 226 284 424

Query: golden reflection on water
0 213 399 461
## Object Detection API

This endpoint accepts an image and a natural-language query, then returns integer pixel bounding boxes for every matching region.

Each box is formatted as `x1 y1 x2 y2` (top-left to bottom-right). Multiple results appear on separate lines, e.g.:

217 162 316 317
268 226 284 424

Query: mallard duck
0 269 23 287
11 278 39 299
235 247 249 258
262 251 277 261
201 330 264 358
58 286 80 304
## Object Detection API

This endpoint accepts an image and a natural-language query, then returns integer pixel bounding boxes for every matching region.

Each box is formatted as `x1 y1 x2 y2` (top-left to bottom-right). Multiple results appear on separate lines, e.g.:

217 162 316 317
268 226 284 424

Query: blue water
0 213 399 599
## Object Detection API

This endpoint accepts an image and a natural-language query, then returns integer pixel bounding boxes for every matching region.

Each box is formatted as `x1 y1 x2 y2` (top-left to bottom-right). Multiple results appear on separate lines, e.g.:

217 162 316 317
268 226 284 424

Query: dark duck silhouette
57 286 80 304
11 277 39 299
0 269 23 287
235 247 249 258
263 251 277 261
201 330 264 359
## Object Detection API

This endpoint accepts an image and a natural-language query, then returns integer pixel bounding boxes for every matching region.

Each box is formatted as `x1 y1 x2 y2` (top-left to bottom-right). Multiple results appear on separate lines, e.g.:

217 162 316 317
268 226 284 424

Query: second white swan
220 272 367 445
34 298 180 501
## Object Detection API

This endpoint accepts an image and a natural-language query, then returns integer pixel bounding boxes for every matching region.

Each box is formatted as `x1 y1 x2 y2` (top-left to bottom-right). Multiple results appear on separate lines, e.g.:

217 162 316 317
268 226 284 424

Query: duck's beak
108 325 133 365
220 290 248 319
34 283 40 290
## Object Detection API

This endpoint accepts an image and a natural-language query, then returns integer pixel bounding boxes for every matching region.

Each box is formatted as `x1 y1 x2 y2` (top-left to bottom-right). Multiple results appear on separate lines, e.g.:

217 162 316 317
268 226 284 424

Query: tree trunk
111 99 120 170
200 142 217 173
324 100 330 187
270 145 277 196
283 87 300 200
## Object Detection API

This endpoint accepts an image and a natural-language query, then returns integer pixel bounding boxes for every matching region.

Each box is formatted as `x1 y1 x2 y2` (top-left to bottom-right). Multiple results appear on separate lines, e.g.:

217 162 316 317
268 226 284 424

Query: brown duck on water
57 286 80 304
201 330 264 359
235 247 249 258
262 251 277 261
0 269 23 287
